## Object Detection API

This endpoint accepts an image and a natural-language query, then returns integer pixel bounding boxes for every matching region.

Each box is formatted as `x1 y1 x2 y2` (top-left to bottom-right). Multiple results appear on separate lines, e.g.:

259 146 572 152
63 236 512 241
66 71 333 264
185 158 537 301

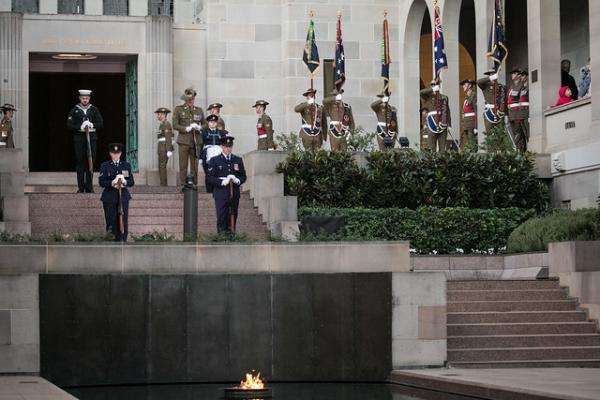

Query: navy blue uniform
98 159 134 241
206 153 247 233
67 104 104 192
200 128 227 193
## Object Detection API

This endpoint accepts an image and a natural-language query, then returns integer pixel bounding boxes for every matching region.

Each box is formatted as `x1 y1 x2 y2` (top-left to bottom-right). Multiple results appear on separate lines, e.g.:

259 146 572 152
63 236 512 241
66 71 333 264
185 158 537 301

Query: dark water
67 382 481 400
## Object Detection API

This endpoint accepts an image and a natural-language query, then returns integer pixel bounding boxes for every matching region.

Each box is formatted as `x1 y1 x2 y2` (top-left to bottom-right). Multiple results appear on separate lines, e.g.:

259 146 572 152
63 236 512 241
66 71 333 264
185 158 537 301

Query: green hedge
507 208 600 253
299 207 535 254
278 150 550 212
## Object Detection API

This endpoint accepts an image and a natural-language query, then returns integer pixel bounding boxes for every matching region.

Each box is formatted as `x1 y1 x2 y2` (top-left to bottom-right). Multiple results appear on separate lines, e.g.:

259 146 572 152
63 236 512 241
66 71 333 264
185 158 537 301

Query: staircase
447 279 600 368
27 185 269 240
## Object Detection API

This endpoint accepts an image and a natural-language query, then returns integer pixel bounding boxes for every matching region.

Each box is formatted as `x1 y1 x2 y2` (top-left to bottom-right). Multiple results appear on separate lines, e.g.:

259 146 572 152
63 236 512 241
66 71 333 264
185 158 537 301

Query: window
58 0 84 14
104 0 128 15
149 0 173 16
12 0 39 13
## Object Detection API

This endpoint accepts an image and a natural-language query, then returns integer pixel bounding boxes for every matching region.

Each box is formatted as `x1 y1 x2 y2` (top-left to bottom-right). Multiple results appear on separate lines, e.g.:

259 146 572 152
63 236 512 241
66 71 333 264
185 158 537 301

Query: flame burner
224 371 272 399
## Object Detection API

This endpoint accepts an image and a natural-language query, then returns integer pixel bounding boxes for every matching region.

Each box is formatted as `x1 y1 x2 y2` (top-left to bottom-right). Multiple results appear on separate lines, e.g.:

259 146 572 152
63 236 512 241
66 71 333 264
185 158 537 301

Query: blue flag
334 16 346 90
433 0 448 81
303 19 320 74
487 0 508 73
381 14 391 95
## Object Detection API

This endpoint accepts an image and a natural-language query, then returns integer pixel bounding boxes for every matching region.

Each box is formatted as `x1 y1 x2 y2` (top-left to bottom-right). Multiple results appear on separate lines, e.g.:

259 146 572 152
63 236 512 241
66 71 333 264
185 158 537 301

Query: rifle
84 125 94 174
229 180 236 234
116 179 125 238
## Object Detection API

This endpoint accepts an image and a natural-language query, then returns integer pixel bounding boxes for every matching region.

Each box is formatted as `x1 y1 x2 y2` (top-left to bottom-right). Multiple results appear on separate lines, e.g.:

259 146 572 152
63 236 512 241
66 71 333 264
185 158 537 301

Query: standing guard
0 103 16 149
99 143 134 242
206 136 247 235
371 92 398 151
173 88 205 187
154 107 174 186
67 89 104 193
207 102 226 131
477 70 506 133
508 69 530 153
201 114 228 192
253 100 276 151
294 88 325 151
323 88 355 152
420 80 451 153
460 79 478 151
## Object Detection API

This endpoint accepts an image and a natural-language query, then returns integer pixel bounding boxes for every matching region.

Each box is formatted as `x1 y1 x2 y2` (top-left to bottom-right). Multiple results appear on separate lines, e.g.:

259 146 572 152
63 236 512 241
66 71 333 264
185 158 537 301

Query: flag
487 0 508 73
334 16 346 90
381 13 392 95
433 0 448 81
303 18 320 74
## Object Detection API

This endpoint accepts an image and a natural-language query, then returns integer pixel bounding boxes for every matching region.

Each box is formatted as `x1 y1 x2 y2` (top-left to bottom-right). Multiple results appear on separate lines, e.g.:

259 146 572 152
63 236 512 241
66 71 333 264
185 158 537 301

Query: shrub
299 207 535 254
132 230 175 242
507 208 600 253
481 123 516 153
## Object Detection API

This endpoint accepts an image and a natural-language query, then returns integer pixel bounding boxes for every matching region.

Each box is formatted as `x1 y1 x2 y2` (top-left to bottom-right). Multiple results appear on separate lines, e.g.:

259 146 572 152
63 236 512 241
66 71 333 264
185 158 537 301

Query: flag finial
337 10 342 19
309 9 315 18
384 10 388 18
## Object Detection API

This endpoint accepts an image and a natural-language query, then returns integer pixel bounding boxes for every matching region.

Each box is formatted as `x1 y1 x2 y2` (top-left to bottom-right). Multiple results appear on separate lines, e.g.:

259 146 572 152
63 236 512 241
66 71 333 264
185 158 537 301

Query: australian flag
381 13 391 95
487 0 508 72
433 0 448 81
303 19 320 74
334 16 346 90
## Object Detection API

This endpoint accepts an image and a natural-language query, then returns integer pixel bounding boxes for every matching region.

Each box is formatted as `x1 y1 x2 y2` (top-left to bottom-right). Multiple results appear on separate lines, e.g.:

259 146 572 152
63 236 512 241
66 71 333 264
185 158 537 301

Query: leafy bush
275 132 303 153
345 127 377 152
481 123 516 153
507 208 600 253
198 232 250 242
299 206 535 254
0 231 33 243
279 150 549 212
132 230 175 242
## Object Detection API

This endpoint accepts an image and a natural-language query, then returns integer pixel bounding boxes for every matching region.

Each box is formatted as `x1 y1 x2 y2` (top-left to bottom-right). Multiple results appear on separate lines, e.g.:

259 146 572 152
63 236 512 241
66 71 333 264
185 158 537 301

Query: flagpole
309 10 315 90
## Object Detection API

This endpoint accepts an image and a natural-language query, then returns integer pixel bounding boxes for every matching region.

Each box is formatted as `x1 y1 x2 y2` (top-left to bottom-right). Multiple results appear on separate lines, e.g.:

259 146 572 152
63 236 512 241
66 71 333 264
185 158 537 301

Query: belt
519 102 529 107
77 129 96 133
377 122 387 126
508 103 521 109
463 112 475 117
485 104 495 109
330 120 341 124
258 134 267 139
427 111 439 116
157 137 166 142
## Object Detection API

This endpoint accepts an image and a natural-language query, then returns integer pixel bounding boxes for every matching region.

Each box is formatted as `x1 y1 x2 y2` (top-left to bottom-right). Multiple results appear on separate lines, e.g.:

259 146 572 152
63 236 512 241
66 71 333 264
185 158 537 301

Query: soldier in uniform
420 80 451 153
207 102 226 131
206 136 247 235
460 79 478 151
67 89 104 193
419 107 430 151
371 92 398 151
0 103 16 149
294 88 325 151
253 100 276 151
98 143 134 242
477 70 506 133
323 88 355 152
508 69 530 153
154 107 174 186
200 114 228 192
172 88 205 187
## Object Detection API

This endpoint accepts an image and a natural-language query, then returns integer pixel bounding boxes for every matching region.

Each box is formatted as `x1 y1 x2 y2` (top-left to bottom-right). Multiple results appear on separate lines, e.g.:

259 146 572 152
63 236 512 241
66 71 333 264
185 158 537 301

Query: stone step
26 185 195 193
447 280 559 291
447 311 589 324
448 346 600 362
447 322 598 336
447 289 568 302
447 300 579 313
449 359 600 368
448 334 600 349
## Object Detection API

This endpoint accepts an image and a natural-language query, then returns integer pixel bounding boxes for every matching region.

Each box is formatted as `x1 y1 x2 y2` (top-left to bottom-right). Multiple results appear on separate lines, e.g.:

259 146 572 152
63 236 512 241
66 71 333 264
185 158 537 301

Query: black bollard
183 173 198 241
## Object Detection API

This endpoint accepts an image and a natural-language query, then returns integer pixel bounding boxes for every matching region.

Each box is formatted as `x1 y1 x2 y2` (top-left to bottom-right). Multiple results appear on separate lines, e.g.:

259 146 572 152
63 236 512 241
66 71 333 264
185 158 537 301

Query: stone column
0 1 10 12
474 0 492 148
129 0 148 17
527 0 561 153
441 0 460 148
85 0 102 15
0 12 23 158
39 0 57 14
590 0 600 128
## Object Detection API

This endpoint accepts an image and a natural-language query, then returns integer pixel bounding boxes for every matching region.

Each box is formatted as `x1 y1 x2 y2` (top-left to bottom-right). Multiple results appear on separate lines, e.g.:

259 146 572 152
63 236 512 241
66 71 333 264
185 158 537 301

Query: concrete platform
0 375 76 400
390 368 600 400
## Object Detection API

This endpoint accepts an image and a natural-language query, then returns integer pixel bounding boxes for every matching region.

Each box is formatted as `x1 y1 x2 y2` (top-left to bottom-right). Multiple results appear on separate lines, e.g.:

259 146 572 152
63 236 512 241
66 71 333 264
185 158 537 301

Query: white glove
432 85 440 92
490 73 498 81
307 98 315 104
473 129 478 135
227 174 236 181
335 94 342 101
111 177 119 186
185 125 192 132
80 120 93 130
220 177 230 186
166 151 173 158
233 177 241 185
194 123 202 130
382 96 389 103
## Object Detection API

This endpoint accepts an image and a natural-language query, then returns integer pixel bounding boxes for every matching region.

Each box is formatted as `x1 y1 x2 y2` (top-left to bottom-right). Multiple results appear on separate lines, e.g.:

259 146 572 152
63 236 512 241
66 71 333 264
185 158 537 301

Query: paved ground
391 368 600 400
0 376 77 400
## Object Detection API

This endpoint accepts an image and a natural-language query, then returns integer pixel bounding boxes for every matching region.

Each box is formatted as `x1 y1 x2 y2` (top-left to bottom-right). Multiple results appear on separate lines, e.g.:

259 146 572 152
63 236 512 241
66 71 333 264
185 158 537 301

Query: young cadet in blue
98 143 134 242
200 114 227 192
206 136 247 234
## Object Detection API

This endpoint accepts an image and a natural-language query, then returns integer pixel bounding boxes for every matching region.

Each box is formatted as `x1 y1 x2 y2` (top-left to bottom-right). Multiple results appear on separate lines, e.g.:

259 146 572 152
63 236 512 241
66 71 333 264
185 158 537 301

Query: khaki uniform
508 80 529 153
256 114 276 150
477 77 507 133
0 118 14 149
172 104 205 185
371 99 398 151
420 88 451 153
217 116 226 132
323 97 355 152
294 102 325 151
460 90 477 151
157 120 174 186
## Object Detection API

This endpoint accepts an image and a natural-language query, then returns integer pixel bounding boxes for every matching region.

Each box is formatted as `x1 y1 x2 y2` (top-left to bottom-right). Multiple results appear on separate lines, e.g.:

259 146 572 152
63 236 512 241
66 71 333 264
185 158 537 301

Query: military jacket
0 118 14 148
256 114 273 138
157 121 174 152
371 100 398 137
67 104 104 138
323 97 355 137
206 154 247 200
294 102 324 138
172 104 205 146
98 160 134 204
477 77 507 114
217 116 226 131
420 88 452 127
462 91 477 130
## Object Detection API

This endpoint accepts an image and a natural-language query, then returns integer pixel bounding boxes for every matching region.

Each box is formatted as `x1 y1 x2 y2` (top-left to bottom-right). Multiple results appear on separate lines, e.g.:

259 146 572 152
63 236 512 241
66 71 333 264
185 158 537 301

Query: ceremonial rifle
116 178 125 237
229 180 236 234
84 125 94 174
